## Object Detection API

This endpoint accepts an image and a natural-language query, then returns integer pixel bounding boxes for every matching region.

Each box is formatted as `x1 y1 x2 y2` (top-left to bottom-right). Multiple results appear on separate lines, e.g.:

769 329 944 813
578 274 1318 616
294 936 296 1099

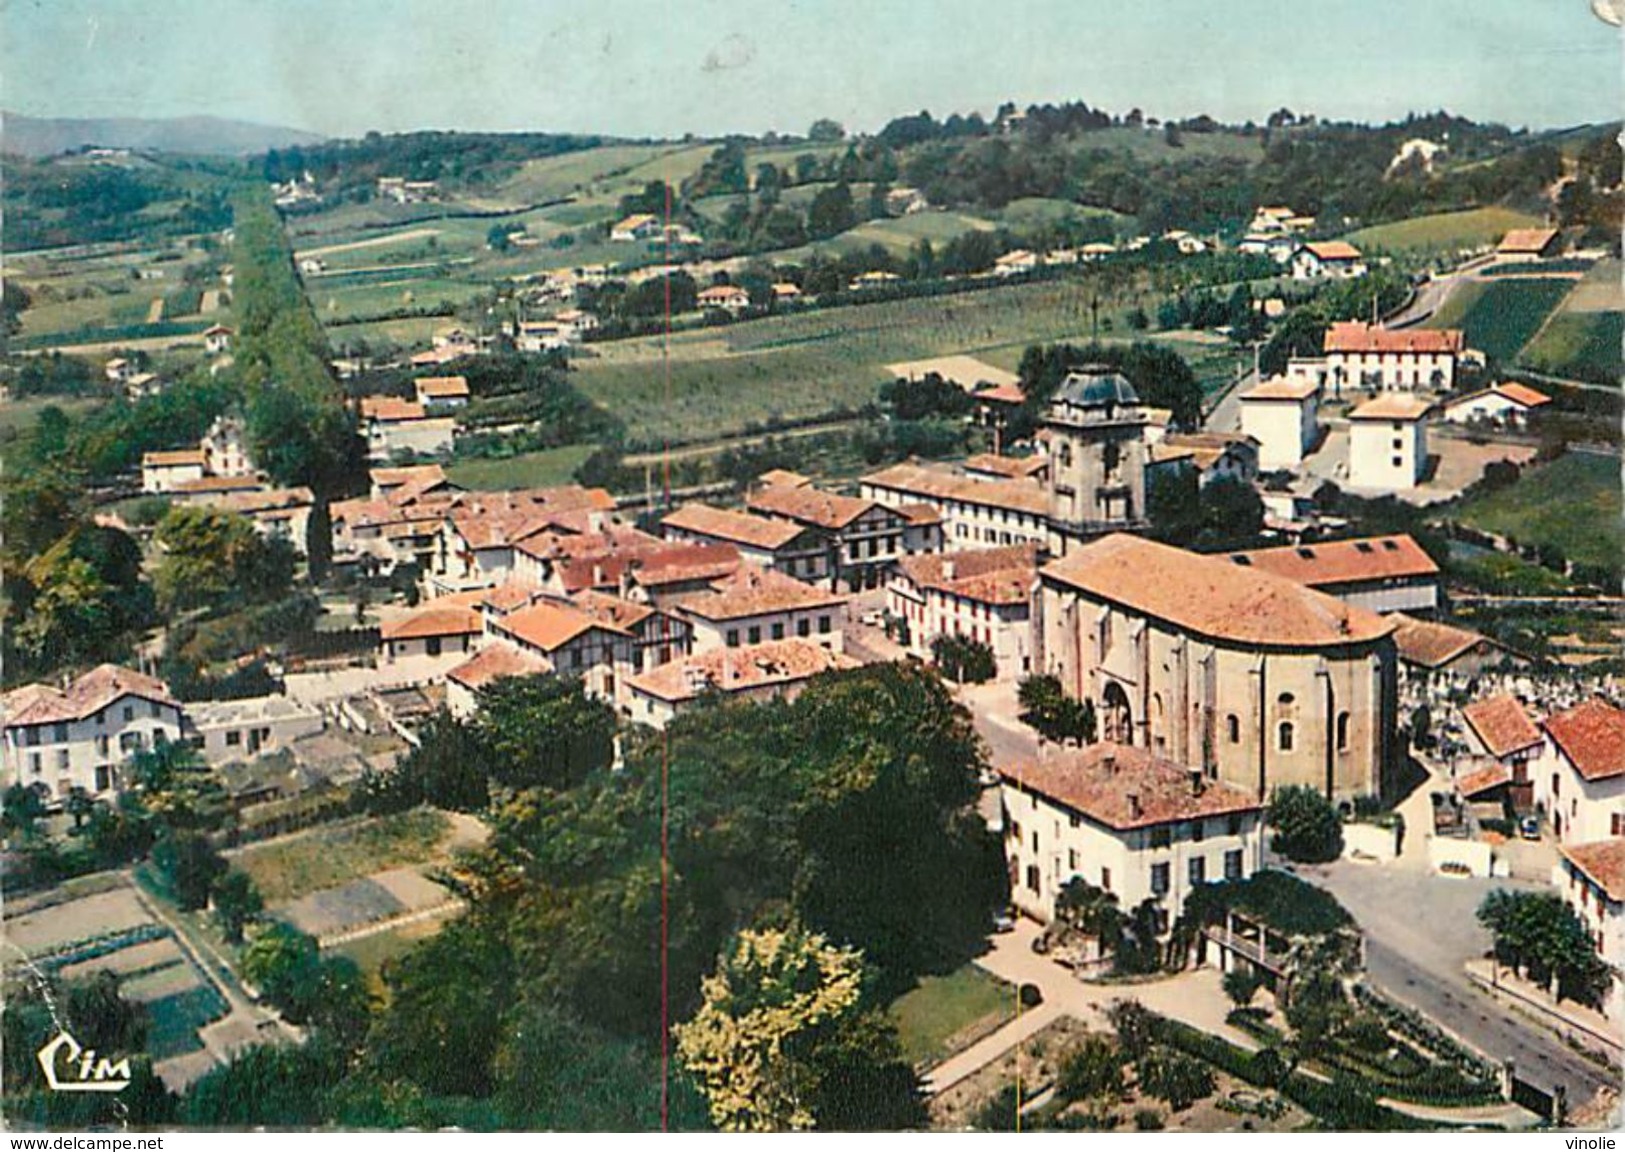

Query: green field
887 964 1015 1068
993 197 1131 234
1428 277 1574 363
1451 450 1624 569
1520 311 1624 385
233 810 451 905
0 395 101 440
446 443 600 489
1342 207 1542 257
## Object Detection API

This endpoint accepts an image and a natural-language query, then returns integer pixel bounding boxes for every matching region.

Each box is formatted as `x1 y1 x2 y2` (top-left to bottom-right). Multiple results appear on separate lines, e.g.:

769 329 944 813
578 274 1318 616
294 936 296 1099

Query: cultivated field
1518 259 1623 385
1427 277 1574 363
446 442 600 490
230 809 454 904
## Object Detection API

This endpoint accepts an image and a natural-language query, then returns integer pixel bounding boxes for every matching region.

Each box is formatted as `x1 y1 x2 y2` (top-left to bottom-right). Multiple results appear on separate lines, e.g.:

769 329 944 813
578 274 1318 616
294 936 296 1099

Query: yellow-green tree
674 925 863 1132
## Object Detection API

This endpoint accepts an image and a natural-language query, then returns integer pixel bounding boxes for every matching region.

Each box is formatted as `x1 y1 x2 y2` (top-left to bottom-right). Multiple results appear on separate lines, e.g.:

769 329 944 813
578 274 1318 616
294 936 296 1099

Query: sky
3 0 1620 139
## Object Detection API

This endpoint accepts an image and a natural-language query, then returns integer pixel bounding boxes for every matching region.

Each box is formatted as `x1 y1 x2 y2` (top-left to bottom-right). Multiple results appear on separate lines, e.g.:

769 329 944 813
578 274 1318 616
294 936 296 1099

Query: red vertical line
661 726 671 1129
662 181 674 505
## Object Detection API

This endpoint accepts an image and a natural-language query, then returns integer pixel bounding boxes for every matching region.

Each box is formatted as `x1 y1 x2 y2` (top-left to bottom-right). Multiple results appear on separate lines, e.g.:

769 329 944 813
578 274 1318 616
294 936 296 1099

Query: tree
212 869 264 945
675 923 893 1132
1267 785 1344 863
1283 968 1350 1058
1055 878 1124 952
485 224 511 252
152 828 225 910
807 182 857 240
1057 1035 1125 1101
476 677 616 791
2 782 46 840
1135 1047 1214 1111
930 633 996 683
1223 967 1262 1010
153 505 293 615
240 923 320 1015
1106 999 1159 1061
1017 675 1096 744
807 119 846 142
1477 889 1615 1009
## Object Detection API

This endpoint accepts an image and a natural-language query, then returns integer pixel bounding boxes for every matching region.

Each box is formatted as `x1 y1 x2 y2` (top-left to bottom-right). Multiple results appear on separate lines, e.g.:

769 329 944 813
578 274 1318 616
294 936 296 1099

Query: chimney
942 559 957 581
1127 793 1141 820
1102 751 1117 775
592 563 605 588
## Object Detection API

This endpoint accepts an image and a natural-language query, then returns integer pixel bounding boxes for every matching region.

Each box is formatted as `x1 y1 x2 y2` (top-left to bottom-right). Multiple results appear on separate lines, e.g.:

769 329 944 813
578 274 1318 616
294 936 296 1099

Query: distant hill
1 112 324 157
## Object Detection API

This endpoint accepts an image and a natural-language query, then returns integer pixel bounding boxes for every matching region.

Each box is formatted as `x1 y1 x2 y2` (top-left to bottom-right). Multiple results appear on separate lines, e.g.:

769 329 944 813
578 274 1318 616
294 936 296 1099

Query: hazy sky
4 0 1620 138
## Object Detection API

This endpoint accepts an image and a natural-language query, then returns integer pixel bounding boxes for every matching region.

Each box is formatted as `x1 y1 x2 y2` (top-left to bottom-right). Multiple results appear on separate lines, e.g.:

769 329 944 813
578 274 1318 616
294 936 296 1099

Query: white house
999 742 1265 928
1439 383 1551 430
993 249 1039 277
626 639 859 730
1291 241 1367 281
1347 395 1430 490
1458 693 1543 812
445 643 552 720
747 482 909 592
889 545 1038 681
414 375 471 408
141 449 208 493
201 415 255 478
359 396 457 462
185 695 325 766
697 285 751 315
860 461 1050 551
1324 322 1464 393
486 599 636 706
2 665 185 801
1537 697 1625 845
203 325 233 355
1147 432 1260 490
673 565 848 655
380 603 484 663
1497 228 1561 262
1552 839 1625 1022
610 214 662 242
1239 376 1320 470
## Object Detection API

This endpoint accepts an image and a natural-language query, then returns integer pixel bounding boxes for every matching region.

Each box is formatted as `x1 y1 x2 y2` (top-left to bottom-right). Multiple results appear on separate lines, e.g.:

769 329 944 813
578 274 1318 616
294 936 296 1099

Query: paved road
1305 861 1617 1107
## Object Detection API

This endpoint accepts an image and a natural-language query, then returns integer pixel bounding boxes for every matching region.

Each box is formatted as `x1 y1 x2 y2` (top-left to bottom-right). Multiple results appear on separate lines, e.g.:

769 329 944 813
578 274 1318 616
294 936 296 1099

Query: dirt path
295 227 442 260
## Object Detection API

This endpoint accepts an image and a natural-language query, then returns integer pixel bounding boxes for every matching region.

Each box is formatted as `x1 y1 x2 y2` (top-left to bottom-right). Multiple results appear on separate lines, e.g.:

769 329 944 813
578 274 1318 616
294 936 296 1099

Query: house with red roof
1439 382 1551 430
1323 321 1465 392
1537 697 1625 844
1552 837 1625 1021
1291 241 1367 282
998 742 1264 926
1458 693 1543 812
1225 534 1441 616
2 665 184 801
889 545 1039 680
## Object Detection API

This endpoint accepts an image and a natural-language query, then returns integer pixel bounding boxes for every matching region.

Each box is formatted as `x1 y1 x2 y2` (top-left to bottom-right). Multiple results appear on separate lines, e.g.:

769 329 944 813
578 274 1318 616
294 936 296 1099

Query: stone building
1039 368 1151 556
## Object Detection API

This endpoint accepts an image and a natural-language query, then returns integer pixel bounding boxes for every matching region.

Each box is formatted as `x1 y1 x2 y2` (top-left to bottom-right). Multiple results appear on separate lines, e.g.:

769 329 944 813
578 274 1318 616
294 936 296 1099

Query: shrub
931 633 996 684
1267 785 1344 862
1134 1107 1165 1130
1057 1036 1124 1102
1136 1047 1215 1111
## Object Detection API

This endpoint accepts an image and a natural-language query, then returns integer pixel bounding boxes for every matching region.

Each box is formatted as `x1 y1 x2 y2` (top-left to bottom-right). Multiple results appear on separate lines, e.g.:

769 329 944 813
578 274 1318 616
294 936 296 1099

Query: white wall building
999 742 1264 927
1553 839 1625 1022
1439 383 1551 430
1324 322 1464 393
674 566 848 655
1537 698 1625 845
1347 395 1430 490
626 639 859 730
1239 377 1320 470
2 666 185 801
860 462 1050 551
888 546 1038 681
185 696 325 766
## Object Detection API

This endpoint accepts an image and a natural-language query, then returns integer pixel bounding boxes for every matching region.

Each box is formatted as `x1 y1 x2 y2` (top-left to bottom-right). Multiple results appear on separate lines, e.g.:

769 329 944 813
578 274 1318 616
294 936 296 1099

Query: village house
169 476 266 504
860 461 1050 551
848 270 901 291
889 545 1039 680
1552 839 1625 1021
554 308 599 340
610 213 662 242
141 449 208 493
1290 241 1367 281
661 502 832 585
771 282 802 303
359 395 457 462
298 256 327 276
104 357 134 386
485 598 636 705
1347 394 1431 490
1147 432 1260 490
1537 697 1625 845
414 375 471 408
898 503 946 555
626 639 860 731
673 565 849 655
573 590 692 677
369 463 453 501
1323 322 1464 392
429 486 618 589
697 284 751 315
1036 534 1398 803
124 372 161 401
999 742 1264 927
1388 614 1517 684
202 415 255 477
203 325 233 355
1439 382 1551 430
1223 535 1441 616
747 481 907 592
1496 227 1562 262
377 177 437 204
1239 376 1321 470
515 320 571 353
2 665 185 801
1458 693 1543 813
184 695 325 767
993 249 1039 277
445 644 552 720
210 487 316 556
380 603 484 664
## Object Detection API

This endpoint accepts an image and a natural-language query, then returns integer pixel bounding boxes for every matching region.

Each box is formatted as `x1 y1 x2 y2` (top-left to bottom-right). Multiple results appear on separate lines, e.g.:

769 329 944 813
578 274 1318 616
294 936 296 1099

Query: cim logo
36 1029 132 1093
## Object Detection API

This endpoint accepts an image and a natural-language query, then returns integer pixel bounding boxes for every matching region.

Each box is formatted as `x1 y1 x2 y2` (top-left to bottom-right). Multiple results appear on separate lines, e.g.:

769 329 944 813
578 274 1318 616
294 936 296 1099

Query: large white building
1036 534 1399 803
1239 376 1320 470
2 666 185 801
1323 322 1464 393
860 462 1051 551
1553 838 1625 1022
1347 395 1431 490
889 545 1039 680
1439 382 1551 430
747 483 907 592
673 566 847 655
1290 242 1367 281
1537 697 1625 845
999 742 1264 927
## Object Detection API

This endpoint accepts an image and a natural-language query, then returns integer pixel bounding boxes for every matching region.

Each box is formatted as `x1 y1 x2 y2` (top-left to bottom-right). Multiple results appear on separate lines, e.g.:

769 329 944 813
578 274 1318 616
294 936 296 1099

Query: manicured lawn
1341 207 1542 256
446 443 599 489
888 964 1015 1068
1428 277 1573 363
1451 450 1624 570
232 809 452 905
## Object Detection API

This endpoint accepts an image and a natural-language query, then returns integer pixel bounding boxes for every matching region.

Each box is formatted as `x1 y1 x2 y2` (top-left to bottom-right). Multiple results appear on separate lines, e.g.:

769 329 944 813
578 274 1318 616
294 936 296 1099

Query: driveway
1303 860 1618 1107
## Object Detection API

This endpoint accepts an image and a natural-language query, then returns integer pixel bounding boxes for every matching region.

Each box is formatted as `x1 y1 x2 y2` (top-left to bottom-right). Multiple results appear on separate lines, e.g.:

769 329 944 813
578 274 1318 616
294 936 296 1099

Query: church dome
1053 368 1140 408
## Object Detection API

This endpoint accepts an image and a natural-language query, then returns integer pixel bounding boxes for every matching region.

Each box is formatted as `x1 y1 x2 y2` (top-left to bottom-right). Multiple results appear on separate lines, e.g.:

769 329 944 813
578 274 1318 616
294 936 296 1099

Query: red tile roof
415 375 470 399
628 639 858 703
897 545 1038 607
1226 534 1438 589
447 643 551 690
1461 694 1543 759
1544 698 1625 783
143 449 207 468
3 665 177 728
663 503 807 550
1560 838 1625 903
380 605 483 641
963 453 1048 480
1497 228 1559 255
862 461 1049 517
371 464 448 490
1324 321 1464 356
1042 534 1392 649
1493 382 1551 409
676 565 846 622
172 475 266 495
999 742 1261 830
748 484 878 531
494 600 627 652
1456 763 1511 799
1349 395 1432 421
1242 377 1319 401
1303 241 1363 261
1389 614 1494 669
360 396 427 422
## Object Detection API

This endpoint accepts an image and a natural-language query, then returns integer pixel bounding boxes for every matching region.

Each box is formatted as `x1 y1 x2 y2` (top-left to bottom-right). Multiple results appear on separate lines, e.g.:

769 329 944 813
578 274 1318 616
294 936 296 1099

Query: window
56 750 69 771
1227 813 1244 837
426 636 442 657
123 705 134 723
1150 826 1172 850
771 622 785 641
95 765 112 792
1188 856 1206 885
1009 820 1022 843
1277 692 1295 708
1613 813 1622 837
1150 863 1170 896
1336 711 1351 753
1392 438 1403 451
119 732 143 753
1190 819 1206 843
797 618 810 637
1278 721 1295 752
95 711 105 727
1068 849 1078 871
1225 849 1244 880
818 615 831 634
1100 866 1111 892
24 728 41 747
1226 714 1240 744
748 625 762 645
726 629 740 648
29 753 42 775
1031 831 1039 853
1026 865 1041 895
52 723 68 743
571 649 582 669
96 736 109 757
226 730 242 747
1551 773 1560 798
149 701 161 719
